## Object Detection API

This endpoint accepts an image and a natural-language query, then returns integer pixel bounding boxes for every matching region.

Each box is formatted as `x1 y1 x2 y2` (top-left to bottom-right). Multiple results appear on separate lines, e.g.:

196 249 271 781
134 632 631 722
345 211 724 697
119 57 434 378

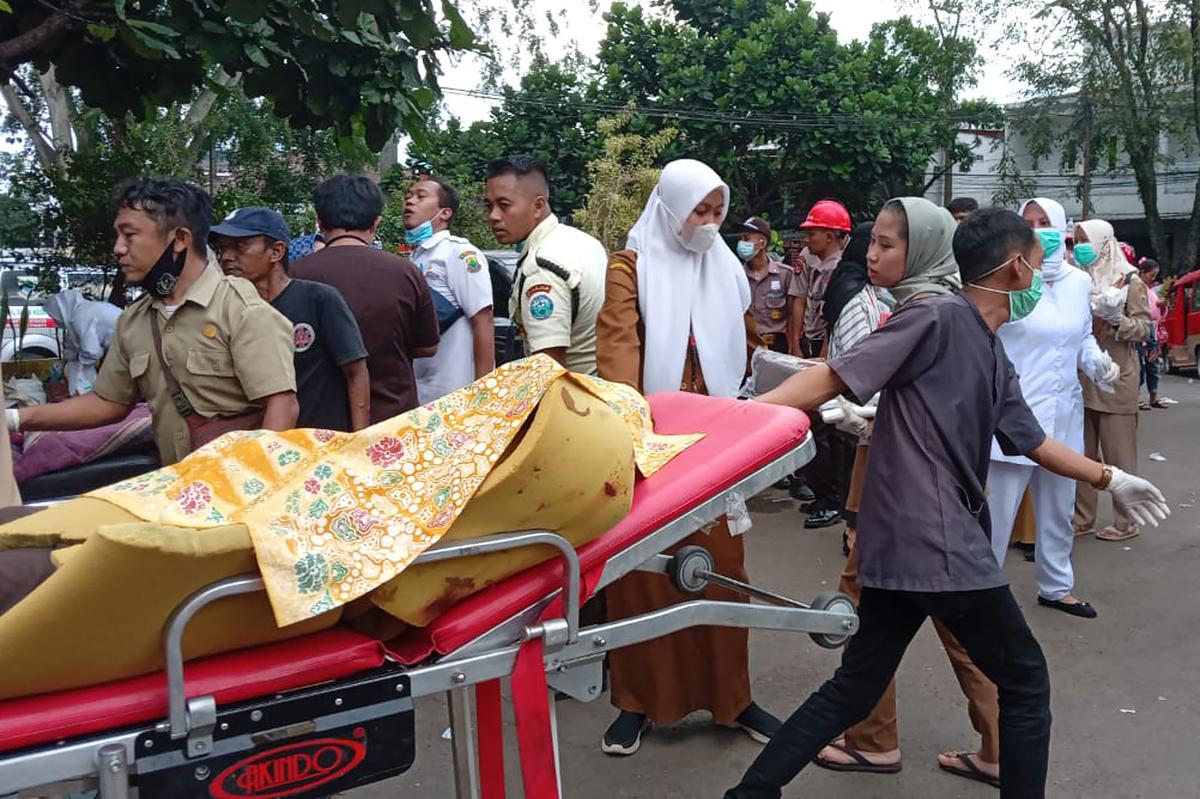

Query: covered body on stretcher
0 378 856 799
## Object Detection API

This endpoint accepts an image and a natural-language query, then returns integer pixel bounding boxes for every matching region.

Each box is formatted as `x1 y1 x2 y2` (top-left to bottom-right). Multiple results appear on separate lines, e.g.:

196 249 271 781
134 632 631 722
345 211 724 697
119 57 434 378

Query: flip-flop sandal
814 743 902 774
1096 526 1140 542
1151 400 1170 409
938 752 1000 789
1073 525 1095 538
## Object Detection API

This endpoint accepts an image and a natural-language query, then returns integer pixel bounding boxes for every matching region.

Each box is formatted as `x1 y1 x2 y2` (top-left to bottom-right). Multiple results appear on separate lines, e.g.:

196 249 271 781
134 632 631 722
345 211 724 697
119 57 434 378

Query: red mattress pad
0 393 808 755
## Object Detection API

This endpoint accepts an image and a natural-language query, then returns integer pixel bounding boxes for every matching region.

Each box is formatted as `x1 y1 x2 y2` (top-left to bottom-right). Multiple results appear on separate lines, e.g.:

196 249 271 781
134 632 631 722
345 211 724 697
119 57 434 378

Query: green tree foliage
590 0 981 222
574 113 677 252
0 77 376 294
408 56 603 219
0 0 474 150
975 0 1200 269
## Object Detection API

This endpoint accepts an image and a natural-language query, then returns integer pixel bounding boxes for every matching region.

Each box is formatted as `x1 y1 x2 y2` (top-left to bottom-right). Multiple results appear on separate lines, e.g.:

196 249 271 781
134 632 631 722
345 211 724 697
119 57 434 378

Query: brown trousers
607 519 751 725
1074 409 1138 532
1014 489 1037 545
839 447 1000 762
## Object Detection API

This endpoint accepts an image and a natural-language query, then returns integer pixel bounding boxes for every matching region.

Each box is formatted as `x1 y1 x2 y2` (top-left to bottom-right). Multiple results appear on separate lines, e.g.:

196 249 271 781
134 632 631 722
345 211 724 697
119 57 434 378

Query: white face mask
679 222 720 253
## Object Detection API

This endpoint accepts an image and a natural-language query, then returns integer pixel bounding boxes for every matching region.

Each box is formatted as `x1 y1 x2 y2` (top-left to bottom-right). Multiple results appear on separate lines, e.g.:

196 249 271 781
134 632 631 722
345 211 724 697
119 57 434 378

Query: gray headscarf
887 196 962 308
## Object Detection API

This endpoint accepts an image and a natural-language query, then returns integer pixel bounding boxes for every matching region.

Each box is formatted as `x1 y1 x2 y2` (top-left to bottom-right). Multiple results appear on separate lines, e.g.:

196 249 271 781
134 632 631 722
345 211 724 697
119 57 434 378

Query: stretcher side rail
162 530 583 747
445 431 816 663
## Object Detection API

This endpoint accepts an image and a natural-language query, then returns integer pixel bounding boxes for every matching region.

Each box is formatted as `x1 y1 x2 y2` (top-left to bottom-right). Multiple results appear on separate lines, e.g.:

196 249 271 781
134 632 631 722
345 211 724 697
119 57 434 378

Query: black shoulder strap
148 313 196 417
535 256 580 324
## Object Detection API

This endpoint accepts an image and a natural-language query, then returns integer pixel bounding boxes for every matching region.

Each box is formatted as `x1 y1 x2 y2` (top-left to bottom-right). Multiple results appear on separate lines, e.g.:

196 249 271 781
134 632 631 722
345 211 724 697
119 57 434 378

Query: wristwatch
1092 464 1114 490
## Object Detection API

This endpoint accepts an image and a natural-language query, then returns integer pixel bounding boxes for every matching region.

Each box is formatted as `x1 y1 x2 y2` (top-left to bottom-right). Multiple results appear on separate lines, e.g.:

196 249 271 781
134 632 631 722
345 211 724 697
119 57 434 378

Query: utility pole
1081 97 1093 219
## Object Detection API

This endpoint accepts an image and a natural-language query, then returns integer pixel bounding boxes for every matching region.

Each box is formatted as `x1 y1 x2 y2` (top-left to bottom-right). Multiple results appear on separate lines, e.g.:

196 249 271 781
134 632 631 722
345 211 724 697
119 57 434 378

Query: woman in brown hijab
596 159 779 756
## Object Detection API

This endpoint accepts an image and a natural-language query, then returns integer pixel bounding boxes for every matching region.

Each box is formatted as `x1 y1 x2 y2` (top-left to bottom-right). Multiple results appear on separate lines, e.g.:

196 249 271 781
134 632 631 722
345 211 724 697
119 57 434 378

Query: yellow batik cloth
91 355 702 626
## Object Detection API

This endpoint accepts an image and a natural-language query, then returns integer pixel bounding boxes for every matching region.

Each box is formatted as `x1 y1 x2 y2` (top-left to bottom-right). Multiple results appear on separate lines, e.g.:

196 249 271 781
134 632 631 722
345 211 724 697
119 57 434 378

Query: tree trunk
1128 147 1170 262
37 67 75 155
0 83 62 174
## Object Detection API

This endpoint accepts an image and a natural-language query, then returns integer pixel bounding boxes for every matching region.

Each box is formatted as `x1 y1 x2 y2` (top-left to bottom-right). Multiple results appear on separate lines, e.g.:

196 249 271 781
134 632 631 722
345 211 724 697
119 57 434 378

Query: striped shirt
828 286 882 361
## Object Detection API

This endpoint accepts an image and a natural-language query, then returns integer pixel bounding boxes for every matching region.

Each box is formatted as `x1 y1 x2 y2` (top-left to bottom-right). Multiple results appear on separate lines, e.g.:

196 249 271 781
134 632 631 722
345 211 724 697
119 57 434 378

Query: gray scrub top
829 293 1046 592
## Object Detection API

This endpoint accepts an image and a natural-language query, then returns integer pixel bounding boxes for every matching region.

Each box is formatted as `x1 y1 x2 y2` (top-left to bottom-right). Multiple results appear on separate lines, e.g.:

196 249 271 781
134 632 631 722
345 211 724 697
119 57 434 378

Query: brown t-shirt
294 245 439 423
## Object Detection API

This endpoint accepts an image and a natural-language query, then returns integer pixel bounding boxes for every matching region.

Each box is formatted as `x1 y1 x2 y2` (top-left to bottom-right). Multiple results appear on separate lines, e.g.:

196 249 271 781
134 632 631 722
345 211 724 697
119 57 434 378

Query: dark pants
725 586 1051 799
800 338 824 359
1140 342 1160 393
801 419 854 510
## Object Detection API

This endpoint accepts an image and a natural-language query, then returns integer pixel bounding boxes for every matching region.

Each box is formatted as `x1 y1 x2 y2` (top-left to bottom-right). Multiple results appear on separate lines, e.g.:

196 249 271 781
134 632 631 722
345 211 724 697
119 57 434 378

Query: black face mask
137 240 188 298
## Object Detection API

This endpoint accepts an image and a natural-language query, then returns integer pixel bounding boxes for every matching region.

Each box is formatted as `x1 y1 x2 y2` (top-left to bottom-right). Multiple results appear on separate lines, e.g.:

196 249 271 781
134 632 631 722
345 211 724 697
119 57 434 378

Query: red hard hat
799 199 852 233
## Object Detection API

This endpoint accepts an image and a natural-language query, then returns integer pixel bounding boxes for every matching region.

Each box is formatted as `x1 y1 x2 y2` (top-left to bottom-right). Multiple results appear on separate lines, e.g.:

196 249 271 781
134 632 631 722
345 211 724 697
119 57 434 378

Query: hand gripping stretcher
0 392 858 799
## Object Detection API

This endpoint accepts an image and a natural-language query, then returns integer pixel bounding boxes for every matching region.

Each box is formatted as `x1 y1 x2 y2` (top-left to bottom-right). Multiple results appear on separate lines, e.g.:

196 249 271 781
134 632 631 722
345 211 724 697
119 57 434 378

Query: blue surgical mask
404 219 434 246
1035 228 1062 258
1074 242 1098 266
736 240 758 262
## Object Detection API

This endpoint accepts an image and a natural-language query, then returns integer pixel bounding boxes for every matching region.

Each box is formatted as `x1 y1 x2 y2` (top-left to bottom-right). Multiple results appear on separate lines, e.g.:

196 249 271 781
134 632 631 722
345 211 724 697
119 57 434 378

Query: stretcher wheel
808 591 857 649
670 545 715 594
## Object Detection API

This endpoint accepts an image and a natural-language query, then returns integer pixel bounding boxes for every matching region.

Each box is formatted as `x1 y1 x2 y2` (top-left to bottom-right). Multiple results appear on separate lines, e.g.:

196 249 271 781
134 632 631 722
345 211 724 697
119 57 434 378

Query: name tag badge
770 280 781 290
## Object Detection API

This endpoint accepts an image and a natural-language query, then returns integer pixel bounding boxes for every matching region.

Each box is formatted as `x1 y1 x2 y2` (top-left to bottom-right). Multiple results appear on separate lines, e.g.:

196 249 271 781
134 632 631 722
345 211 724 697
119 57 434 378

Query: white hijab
1076 218 1135 293
628 159 752 397
1019 197 1068 282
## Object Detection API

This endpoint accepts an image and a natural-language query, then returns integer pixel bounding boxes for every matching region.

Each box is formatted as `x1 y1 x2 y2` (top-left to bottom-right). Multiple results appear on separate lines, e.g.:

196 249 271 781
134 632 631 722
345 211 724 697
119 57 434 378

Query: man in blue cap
211 207 370 432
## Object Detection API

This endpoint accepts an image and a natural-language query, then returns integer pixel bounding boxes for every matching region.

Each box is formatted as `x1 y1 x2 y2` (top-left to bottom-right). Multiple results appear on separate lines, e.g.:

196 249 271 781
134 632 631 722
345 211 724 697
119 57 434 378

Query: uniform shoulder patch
460 250 483 273
525 283 553 299
528 292 555 320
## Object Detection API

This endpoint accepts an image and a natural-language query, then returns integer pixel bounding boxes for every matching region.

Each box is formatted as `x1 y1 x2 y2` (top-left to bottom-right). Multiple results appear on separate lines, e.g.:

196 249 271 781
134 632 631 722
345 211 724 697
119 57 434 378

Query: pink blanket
12 404 154 482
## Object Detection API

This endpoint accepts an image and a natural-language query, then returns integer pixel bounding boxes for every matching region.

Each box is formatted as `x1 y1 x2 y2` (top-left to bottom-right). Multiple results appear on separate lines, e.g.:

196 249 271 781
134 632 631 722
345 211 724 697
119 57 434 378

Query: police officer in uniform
403 177 496 403
7 179 298 464
484 155 607 375
735 216 800 354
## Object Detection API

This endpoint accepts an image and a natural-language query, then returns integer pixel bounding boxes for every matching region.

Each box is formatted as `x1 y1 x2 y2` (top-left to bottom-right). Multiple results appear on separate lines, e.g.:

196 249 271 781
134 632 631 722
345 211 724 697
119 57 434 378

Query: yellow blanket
91 356 700 626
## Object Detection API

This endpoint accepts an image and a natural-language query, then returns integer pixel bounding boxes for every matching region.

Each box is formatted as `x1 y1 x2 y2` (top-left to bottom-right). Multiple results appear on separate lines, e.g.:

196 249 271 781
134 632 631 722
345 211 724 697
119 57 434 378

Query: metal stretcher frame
0 430 848 799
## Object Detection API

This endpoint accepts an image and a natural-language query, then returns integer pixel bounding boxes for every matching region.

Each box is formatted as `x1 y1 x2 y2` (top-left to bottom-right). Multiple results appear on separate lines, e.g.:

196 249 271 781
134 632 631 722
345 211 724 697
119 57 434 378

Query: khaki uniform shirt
746 259 801 336
795 249 842 342
1082 275 1151 415
509 215 607 375
94 264 296 464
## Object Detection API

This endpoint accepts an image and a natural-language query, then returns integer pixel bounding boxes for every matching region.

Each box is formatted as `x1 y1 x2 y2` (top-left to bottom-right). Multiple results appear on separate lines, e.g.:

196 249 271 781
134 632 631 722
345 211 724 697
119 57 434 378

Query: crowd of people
0 154 1177 799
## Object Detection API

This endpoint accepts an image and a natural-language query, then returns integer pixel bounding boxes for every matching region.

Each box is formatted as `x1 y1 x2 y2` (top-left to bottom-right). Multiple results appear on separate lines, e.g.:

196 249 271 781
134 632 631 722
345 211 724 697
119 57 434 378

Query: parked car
1162 268 1200 374
1 299 59 361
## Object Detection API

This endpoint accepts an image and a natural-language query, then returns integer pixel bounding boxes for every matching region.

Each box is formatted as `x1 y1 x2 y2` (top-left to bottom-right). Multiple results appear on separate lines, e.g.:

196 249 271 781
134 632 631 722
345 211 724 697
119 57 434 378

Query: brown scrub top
828 293 1046 592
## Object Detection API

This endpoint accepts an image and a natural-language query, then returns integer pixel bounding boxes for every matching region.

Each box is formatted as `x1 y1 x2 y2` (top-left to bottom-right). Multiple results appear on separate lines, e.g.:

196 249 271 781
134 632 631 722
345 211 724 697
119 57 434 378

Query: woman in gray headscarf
816 198 1001 789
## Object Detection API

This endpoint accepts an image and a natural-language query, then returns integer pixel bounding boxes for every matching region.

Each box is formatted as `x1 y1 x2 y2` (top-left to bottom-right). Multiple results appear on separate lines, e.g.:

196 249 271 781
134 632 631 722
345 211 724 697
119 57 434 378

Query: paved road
350 373 1200 798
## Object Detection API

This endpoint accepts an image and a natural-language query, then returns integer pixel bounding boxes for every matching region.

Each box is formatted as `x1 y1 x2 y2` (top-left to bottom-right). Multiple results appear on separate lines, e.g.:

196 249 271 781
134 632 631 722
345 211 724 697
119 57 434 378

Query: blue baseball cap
210 206 291 245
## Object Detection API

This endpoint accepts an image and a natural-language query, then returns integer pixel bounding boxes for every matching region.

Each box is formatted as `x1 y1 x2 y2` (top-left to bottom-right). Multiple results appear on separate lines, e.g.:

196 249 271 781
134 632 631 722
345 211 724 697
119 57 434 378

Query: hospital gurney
0 392 856 799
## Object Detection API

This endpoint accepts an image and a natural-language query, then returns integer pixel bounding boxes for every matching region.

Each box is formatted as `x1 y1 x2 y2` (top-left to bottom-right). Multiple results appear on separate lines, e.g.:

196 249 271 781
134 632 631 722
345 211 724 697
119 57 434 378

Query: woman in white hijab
986 199 1119 619
596 159 777 756
1071 218 1152 541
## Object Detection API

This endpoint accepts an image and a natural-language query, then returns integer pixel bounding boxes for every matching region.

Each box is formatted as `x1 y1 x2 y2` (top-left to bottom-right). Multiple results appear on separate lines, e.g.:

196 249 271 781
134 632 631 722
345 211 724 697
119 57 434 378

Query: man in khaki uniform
484 155 607 375
7 179 297 465
735 216 800 354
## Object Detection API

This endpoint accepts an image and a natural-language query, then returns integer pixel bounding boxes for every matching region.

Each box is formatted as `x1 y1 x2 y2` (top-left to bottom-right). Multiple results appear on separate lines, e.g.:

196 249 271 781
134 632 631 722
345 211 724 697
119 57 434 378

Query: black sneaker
735 702 781 743
805 508 842 529
601 710 648 756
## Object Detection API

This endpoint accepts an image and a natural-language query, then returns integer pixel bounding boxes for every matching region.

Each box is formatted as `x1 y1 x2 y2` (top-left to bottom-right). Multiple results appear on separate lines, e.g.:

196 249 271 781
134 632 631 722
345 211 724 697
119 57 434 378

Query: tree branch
0 83 62 173
0 0 90 70
182 69 241 166
37 66 74 153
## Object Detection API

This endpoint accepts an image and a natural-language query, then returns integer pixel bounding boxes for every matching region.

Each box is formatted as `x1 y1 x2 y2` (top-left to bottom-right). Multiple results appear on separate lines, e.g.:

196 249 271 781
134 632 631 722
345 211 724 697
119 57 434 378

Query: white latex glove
5 409 19 432
820 397 869 437
1104 467 1170 528
1090 353 1120 393
1092 288 1126 325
